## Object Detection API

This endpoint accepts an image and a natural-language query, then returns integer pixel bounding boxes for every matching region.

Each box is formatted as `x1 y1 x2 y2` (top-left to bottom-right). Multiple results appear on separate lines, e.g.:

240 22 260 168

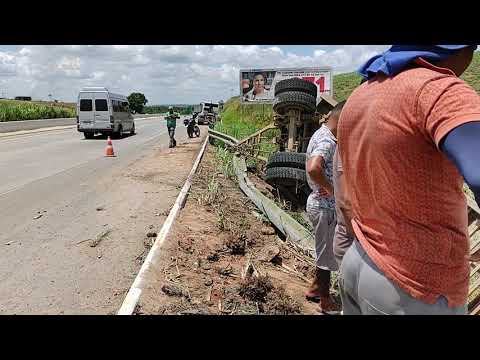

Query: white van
77 87 135 139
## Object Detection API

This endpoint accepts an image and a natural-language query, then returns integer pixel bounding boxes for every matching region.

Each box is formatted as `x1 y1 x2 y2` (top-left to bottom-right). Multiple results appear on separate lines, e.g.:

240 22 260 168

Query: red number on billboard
316 76 325 93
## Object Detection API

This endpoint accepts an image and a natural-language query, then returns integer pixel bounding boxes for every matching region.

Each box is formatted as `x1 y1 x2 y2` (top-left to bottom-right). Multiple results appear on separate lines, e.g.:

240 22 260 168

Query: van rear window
80 99 92 111
95 99 108 111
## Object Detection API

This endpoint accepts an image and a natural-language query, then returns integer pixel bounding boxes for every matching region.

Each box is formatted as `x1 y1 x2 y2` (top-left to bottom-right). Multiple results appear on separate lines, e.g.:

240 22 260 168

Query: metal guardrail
209 126 277 163
208 128 239 147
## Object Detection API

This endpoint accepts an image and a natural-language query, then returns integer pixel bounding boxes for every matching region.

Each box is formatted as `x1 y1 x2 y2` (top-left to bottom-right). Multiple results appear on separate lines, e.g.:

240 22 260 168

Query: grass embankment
218 52 480 140
214 97 279 160
0 99 76 122
215 97 273 139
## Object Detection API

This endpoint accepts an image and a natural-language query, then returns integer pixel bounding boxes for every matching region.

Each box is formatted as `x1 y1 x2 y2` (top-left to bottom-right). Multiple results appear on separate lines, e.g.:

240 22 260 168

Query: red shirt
338 59 480 307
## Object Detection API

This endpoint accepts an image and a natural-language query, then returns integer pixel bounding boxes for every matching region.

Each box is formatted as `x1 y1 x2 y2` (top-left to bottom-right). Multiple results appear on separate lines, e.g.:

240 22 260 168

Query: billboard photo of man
242 72 273 101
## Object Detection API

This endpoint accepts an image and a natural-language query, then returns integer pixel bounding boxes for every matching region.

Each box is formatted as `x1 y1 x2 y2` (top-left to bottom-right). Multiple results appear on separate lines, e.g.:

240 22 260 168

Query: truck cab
194 102 219 125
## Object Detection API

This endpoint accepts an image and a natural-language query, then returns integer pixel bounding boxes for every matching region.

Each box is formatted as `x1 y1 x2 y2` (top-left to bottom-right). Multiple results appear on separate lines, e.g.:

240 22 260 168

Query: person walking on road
304 102 345 314
338 45 480 315
166 106 180 148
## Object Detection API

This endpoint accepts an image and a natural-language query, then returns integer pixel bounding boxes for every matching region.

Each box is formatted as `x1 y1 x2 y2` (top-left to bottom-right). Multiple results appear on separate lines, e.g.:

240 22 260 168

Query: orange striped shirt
338 59 480 307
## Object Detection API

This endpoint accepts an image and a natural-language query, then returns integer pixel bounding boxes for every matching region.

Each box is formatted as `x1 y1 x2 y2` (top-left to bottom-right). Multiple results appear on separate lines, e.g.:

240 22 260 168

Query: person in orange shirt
338 45 480 315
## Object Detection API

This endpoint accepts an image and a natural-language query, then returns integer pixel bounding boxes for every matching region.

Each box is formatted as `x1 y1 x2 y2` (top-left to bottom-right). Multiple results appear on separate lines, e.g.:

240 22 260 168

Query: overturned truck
265 77 338 207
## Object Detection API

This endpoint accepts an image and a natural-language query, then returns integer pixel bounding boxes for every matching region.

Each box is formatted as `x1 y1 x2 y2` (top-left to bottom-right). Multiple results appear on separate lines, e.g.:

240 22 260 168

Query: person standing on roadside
304 102 345 314
338 45 480 315
166 106 180 148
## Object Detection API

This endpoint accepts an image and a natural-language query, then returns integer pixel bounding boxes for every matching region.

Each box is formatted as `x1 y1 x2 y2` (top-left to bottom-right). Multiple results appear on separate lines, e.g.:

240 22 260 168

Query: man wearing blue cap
337 45 480 314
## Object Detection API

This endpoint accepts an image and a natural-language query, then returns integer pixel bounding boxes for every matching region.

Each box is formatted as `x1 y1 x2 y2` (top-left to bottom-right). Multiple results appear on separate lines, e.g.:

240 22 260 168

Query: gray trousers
339 240 467 315
168 127 176 147
308 208 338 272
333 224 355 268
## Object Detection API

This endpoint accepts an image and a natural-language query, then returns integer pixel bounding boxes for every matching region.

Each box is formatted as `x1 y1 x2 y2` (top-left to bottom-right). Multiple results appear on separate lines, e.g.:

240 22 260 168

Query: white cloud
0 45 389 103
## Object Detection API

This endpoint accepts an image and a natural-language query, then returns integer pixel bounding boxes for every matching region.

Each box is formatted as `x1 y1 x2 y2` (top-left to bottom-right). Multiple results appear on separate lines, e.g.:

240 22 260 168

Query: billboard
240 67 332 104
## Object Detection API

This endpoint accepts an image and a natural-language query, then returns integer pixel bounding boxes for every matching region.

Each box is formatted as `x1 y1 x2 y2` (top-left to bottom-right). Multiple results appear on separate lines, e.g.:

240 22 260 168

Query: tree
127 92 148 114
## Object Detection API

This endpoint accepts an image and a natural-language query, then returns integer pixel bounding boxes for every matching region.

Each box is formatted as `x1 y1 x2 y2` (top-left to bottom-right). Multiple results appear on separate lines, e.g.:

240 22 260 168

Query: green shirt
165 112 180 128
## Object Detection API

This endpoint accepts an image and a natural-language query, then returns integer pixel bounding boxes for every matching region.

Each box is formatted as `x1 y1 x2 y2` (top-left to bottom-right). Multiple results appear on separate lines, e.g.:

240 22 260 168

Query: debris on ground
206 252 220 262
33 214 43 220
257 245 281 263
96 206 105 211
146 232 157 238
238 275 274 302
136 147 325 315
161 283 185 297
224 234 246 255
264 285 302 315
90 229 111 248
261 226 276 235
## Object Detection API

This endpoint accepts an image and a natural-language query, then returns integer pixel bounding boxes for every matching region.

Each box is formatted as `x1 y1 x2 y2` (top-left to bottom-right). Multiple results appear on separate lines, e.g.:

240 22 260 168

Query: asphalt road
0 114 162 133
0 116 200 314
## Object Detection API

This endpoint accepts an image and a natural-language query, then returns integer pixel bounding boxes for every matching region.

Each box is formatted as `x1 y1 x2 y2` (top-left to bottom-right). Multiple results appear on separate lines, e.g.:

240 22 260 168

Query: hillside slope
220 51 480 137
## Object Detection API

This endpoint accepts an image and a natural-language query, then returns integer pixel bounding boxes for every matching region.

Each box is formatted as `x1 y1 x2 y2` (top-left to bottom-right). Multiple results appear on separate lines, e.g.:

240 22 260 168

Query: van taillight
110 115 114 123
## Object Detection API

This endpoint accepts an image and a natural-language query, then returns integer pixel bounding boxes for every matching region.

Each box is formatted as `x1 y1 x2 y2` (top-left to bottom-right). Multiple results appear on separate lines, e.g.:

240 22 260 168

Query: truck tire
84 132 94 139
266 152 307 170
274 78 317 97
265 167 307 187
273 91 316 114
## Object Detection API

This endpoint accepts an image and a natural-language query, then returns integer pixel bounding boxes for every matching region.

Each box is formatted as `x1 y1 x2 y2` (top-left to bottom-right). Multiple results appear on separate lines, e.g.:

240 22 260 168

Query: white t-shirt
243 88 272 101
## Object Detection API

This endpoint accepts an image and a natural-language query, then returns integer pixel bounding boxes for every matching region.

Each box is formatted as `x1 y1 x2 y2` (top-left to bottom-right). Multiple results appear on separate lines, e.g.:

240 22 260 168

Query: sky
0 45 390 104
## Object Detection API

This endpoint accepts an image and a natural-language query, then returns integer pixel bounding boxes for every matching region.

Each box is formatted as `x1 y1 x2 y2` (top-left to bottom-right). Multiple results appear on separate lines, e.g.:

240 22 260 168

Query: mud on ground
136 146 339 315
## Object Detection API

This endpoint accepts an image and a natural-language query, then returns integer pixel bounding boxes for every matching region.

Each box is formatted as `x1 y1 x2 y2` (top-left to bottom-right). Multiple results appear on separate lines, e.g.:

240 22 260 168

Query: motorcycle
184 115 200 138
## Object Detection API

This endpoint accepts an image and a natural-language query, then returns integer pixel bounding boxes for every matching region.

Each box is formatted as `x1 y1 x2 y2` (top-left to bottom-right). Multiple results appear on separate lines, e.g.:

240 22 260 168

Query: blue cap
435 45 477 50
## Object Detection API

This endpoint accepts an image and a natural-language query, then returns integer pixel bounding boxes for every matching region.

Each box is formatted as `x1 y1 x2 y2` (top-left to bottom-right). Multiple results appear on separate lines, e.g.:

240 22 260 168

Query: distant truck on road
193 102 220 125
77 87 135 139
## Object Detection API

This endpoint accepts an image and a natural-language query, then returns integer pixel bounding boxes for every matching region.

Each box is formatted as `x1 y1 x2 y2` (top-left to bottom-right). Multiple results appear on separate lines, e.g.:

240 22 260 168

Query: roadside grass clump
197 174 222 206
215 146 235 179
0 99 76 122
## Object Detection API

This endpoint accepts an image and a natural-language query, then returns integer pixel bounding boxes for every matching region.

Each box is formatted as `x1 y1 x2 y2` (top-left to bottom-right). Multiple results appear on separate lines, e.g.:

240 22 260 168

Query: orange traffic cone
105 136 115 157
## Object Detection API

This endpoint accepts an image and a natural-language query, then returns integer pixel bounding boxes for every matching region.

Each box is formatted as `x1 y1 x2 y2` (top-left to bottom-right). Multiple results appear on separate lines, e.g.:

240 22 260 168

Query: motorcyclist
184 112 200 138
165 106 180 148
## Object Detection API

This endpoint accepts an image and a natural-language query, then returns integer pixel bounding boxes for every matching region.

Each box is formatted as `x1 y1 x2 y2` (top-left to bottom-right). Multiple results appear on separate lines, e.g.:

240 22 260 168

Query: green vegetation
144 105 194 115
215 96 273 139
0 99 76 122
214 97 279 159
461 51 480 93
127 92 148 114
215 146 235 179
333 72 363 102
